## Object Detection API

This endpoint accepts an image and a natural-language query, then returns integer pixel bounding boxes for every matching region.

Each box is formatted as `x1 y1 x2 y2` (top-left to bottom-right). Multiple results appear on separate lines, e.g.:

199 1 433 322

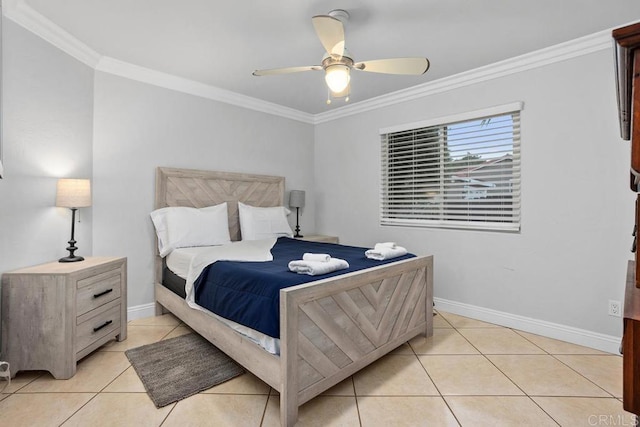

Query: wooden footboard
155 254 432 426
279 255 433 426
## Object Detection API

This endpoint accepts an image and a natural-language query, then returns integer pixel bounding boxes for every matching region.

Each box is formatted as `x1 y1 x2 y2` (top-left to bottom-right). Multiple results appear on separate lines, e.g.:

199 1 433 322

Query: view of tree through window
381 108 521 231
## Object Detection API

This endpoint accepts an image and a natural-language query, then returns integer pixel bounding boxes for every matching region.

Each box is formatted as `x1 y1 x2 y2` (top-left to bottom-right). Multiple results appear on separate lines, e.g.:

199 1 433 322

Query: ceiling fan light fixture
324 64 350 93
252 9 430 106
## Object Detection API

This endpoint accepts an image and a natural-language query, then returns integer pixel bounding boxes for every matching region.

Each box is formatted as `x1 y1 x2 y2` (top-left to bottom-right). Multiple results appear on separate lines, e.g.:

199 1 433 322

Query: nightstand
1 257 127 379
297 234 339 244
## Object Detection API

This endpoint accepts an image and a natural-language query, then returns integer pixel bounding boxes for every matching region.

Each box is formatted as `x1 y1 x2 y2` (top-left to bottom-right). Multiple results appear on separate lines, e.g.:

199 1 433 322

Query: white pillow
238 202 293 240
150 203 231 257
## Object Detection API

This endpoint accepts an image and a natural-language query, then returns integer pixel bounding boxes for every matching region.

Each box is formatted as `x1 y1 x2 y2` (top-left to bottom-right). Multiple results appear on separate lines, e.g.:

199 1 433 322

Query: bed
153 167 434 426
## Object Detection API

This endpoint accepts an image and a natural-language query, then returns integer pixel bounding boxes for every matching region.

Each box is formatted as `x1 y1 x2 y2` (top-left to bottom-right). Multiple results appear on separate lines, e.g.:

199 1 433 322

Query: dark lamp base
60 208 84 263
294 207 303 239
59 255 85 263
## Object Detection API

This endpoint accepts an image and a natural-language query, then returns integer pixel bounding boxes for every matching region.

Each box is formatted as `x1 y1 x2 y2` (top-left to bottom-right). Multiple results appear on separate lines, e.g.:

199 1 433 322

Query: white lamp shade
325 65 350 93
289 190 306 208
56 179 92 208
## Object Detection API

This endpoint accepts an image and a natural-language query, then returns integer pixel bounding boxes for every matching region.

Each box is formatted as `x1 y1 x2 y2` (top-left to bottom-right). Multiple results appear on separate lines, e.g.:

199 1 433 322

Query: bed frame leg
280 288 300 426
424 263 434 338
280 395 298 427
155 302 167 316
424 302 434 338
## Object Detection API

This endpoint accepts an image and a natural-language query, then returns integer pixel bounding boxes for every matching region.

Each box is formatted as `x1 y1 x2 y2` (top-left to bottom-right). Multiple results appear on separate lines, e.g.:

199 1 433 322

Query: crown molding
3 1 627 126
4 1 313 124
313 29 613 124
95 57 314 124
4 0 101 68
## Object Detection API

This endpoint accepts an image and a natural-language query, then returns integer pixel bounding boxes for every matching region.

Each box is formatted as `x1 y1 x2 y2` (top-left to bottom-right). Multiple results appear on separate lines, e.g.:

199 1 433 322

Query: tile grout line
436 314 533 398
453 321 534 425
3 311 629 426
410 336 463 426
257 389 272 427
548 353 620 399
509 326 620 399
468 319 624 425
443 312 563 426
57 320 150 426
56 392 101 427
351 376 364 427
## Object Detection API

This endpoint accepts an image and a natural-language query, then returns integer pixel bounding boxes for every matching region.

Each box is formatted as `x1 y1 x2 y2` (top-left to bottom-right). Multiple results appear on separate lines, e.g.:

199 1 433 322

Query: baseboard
434 298 622 354
127 297 622 353
126 302 157 322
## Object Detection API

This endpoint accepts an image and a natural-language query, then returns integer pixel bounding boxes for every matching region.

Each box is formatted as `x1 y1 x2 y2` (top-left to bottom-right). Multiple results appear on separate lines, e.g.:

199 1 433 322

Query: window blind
380 106 521 232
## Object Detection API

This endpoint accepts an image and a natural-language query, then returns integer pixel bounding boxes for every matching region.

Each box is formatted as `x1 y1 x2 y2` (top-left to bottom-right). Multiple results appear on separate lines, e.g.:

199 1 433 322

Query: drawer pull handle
93 320 113 332
93 288 113 298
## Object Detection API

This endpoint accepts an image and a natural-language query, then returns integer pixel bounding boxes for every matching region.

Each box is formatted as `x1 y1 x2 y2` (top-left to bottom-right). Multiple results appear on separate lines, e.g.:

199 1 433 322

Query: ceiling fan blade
252 65 322 76
354 57 430 75
312 15 345 59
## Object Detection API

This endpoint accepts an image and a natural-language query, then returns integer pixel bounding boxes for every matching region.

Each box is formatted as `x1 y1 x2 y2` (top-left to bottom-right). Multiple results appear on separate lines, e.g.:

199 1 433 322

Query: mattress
163 238 414 353
162 266 187 299
194 237 415 338
166 246 202 280
164 246 281 354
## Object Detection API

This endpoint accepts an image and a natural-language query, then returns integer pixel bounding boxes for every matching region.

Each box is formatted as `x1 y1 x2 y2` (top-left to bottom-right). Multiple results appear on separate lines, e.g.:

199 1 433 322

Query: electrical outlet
608 300 622 317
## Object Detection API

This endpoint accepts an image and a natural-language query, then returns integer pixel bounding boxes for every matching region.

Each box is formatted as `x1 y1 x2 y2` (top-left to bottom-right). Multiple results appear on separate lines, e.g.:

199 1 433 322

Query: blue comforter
193 237 415 338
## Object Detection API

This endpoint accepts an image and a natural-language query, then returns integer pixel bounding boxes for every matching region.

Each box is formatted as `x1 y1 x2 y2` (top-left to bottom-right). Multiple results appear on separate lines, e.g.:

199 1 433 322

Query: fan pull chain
326 88 350 105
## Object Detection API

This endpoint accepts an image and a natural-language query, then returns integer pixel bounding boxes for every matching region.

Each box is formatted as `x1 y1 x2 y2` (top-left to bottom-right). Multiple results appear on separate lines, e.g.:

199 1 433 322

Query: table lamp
56 178 91 262
289 190 305 238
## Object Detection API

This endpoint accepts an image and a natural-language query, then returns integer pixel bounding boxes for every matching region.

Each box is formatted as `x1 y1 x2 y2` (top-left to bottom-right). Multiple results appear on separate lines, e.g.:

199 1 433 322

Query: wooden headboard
155 167 285 242
153 166 285 307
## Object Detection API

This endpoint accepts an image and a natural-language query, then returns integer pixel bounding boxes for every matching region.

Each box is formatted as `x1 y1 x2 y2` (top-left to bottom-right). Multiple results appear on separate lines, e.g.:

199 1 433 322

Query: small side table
1 257 127 379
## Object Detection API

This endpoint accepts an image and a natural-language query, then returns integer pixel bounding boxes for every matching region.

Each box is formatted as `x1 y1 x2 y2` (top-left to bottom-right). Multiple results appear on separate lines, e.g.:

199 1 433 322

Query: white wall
0 19 94 275
314 47 633 345
2 14 630 351
92 72 315 308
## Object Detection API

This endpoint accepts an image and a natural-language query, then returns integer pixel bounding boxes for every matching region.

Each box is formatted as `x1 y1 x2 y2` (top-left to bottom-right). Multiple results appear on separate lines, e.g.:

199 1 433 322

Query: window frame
379 102 523 232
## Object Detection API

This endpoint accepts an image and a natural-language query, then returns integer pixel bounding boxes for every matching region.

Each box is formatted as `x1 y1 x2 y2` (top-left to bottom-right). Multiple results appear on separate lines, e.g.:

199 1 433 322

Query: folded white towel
288 258 349 276
365 246 408 261
375 242 397 249
302 253 331 262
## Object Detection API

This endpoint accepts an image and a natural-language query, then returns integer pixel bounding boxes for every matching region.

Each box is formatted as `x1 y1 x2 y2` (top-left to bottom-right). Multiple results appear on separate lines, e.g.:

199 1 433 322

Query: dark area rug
125 333 245 407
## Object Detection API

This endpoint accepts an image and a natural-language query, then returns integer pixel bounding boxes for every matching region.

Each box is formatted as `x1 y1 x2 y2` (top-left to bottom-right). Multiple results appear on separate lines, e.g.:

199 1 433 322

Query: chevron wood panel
297 357 324 391
156 167 284 241
297 310 353 369
296 267 427 393
408 284 427 330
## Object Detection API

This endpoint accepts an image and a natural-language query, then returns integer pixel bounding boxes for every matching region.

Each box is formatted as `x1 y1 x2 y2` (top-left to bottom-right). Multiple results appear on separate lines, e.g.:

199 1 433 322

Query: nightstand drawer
76 300 121 353
76 268 122 316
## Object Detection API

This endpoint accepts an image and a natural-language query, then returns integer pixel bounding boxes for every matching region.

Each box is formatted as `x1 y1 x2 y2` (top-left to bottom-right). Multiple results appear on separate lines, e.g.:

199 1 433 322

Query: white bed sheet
166 247 199 279
165 240 281 354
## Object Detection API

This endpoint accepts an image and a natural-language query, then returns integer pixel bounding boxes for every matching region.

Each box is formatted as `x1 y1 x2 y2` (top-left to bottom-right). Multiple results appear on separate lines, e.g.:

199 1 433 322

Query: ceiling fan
252 9 430 104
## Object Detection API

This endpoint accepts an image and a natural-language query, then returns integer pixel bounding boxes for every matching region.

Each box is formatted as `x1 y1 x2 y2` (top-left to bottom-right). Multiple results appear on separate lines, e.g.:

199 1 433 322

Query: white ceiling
15 0 640 115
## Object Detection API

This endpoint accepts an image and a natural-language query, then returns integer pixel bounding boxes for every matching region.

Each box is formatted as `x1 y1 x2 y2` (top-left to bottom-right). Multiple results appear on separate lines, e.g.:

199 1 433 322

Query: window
380 102 522 232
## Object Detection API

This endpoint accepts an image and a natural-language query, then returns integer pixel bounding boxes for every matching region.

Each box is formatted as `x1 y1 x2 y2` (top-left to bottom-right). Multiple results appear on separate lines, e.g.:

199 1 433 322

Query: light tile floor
0 311 636 427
